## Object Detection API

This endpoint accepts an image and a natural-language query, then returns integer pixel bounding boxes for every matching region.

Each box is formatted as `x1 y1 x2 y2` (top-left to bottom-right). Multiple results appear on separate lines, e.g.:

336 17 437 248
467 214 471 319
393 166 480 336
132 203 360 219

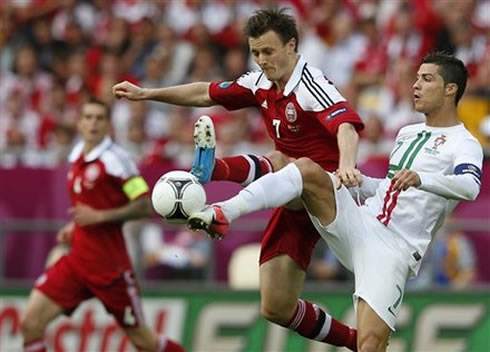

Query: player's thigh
260 255 305 318
123 324 159 351
22 289 64 331
294 158 336 225
357 298 391 352
94 270 146 329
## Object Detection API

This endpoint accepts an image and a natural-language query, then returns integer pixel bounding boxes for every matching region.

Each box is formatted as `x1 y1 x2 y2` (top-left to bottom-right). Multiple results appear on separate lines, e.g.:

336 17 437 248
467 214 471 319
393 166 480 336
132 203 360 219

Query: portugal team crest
285 102 297 122
432 135 447 150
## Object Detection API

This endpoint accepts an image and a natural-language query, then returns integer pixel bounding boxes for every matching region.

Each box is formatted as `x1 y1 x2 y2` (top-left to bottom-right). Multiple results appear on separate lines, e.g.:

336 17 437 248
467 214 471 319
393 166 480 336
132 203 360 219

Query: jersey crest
285 102 297 122
432 135 447 150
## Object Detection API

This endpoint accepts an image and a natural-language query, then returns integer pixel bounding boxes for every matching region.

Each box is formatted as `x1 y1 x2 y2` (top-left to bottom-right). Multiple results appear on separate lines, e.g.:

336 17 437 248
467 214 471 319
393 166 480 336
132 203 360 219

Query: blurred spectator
351 14 387 97
451 20 487 77
479 115 490 156
307 241 352 282
28 16 63 72
223 47 249 81
9 45 53 112
185 46 221 82
113 0 153 24
150 23 195 87
141 222 211 280
51 0 95 41
409 224 477 289
214 109 271 156
125 17 158 79
0 89 40 167
321 11 366 93
1 0 488 179
357 58 424 163
383 2 431 66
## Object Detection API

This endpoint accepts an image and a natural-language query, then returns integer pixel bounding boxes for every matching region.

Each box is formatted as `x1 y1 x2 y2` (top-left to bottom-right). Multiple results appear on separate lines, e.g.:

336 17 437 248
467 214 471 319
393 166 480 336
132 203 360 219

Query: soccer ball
151 171 206 224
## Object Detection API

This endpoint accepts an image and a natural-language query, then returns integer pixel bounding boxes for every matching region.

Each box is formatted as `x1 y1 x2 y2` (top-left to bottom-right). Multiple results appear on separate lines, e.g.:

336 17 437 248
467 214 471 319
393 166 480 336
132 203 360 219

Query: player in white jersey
188 53 483 351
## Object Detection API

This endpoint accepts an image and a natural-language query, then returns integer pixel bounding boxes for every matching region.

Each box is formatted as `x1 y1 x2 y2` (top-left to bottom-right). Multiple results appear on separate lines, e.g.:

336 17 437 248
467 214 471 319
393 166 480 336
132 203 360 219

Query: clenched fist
112 81 147 101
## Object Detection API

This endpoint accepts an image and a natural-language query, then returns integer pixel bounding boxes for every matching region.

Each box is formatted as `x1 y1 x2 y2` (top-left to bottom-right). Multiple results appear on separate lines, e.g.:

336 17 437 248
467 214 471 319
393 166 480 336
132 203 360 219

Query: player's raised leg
21 290 64 352
189 157 336 237
190 115 277 185
188 158 357 350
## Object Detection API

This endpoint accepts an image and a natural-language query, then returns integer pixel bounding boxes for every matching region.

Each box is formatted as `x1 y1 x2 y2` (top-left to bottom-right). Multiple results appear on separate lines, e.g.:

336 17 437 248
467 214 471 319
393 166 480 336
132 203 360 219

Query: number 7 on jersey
273 119 281 139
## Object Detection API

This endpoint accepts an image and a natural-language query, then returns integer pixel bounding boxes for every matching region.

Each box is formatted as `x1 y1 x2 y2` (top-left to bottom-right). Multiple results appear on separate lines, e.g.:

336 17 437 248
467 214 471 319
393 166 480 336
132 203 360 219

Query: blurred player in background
188 53 483 351
113 7 363 350
20 99 184 352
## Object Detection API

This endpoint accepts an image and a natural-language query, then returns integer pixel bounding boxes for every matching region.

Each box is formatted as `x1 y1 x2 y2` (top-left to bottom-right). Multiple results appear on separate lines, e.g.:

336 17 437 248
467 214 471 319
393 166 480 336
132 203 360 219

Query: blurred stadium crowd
1 0 489 288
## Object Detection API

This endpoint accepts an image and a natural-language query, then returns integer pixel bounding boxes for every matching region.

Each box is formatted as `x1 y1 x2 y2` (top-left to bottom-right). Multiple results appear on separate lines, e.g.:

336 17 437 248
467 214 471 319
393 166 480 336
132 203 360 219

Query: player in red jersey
113 8 363 351
20 99 185 352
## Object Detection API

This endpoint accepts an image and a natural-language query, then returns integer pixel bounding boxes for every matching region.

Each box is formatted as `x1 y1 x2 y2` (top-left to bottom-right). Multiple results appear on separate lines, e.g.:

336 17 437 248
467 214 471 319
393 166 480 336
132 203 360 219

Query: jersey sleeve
101 145 150 200
314 101 364 135
209 72 261 110
417 136 483 201
295 69 364 135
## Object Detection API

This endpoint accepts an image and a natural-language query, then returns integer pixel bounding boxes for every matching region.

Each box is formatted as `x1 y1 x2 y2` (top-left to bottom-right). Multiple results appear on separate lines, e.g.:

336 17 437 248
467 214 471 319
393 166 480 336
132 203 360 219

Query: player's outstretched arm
112 81 215 107
336 123 362 188
69 197 153 226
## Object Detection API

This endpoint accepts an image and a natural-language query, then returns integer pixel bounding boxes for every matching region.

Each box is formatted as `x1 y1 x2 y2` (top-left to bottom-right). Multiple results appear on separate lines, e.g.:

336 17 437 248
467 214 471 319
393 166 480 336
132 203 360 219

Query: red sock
24 338 46 352
211 155 273 185
159 336 185 352
286 299 357 351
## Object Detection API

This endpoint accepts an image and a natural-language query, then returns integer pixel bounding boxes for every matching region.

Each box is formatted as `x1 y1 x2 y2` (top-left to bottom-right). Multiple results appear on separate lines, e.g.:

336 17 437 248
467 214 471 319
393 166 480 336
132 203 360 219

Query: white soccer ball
151 171 206 224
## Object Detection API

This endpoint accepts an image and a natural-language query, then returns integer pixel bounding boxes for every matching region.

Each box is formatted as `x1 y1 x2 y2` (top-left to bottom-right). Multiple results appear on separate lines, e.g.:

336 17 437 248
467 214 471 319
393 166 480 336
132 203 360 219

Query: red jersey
209 56 364 171
66 136 149 285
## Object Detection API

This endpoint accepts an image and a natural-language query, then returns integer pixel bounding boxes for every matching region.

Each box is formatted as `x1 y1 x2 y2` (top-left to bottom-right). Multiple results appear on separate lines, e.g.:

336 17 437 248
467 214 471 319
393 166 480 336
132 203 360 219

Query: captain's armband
123 176 150 200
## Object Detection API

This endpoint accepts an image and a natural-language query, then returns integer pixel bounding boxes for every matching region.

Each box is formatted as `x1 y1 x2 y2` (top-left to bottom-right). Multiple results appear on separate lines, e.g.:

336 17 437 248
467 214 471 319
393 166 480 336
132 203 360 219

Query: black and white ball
151 171 206 224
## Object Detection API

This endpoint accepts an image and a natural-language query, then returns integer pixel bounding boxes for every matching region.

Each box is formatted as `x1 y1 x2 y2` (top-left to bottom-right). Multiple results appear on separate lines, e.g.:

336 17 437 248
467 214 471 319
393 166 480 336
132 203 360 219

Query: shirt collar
283 55 306 97
68 136 112 163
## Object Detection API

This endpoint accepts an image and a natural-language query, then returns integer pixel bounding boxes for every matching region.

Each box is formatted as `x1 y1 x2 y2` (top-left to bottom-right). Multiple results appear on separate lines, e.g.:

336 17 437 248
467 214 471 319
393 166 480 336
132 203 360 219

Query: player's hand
112 81 146 101
392 169 421 191
69 203 104 226
336 167 362 188
56 222 74 244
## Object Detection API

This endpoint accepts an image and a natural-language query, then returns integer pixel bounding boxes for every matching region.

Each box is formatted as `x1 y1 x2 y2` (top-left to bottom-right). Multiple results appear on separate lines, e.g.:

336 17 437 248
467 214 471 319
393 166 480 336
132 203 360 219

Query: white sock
219 163 303 221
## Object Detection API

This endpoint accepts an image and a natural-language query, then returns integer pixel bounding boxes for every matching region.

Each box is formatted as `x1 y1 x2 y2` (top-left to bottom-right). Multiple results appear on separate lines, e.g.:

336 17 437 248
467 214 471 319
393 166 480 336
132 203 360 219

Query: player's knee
260 298 296 326
20 314 44 340
358 330 386 352
295 158 324 184
125 326 159 352
265 150 290 171
127 334 155 352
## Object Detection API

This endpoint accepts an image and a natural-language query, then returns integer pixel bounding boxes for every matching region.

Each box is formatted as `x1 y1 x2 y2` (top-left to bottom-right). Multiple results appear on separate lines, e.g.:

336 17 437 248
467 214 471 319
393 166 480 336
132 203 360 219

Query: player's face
78 103 110 145
413 63 446 114
248 30 296 82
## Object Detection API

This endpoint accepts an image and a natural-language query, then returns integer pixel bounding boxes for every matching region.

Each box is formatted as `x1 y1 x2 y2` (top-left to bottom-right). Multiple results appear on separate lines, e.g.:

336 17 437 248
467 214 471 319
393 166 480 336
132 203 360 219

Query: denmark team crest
285 102 297 122
85 164 100 181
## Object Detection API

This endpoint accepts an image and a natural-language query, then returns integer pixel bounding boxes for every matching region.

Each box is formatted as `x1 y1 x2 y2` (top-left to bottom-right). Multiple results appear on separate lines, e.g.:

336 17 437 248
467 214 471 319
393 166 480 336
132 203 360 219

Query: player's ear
287 38 296 54
445 83 458 98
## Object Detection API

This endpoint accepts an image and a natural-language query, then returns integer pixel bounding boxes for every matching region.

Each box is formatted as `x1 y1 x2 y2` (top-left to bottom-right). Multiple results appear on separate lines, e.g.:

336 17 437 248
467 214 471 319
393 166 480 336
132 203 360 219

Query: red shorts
259 207 320 270
35 256 144 328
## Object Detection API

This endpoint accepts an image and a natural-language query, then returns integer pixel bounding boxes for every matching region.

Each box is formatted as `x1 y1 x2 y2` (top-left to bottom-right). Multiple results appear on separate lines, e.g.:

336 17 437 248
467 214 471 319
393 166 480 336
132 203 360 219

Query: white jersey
362 123 483 273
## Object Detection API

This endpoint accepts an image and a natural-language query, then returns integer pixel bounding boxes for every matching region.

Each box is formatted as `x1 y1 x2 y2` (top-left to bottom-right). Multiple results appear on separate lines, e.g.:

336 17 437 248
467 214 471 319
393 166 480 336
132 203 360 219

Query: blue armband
454 163 482 186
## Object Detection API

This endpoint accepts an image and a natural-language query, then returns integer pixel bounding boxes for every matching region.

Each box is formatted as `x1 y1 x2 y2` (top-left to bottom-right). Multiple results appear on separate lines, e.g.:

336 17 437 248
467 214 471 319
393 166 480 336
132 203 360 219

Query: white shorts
306 173 411 330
